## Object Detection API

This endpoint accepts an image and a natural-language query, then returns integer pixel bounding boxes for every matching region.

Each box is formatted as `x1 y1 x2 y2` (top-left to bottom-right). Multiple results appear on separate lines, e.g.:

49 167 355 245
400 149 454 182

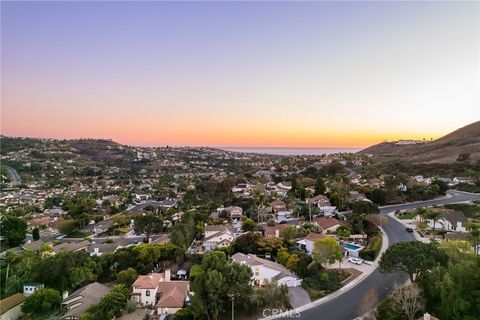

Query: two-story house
131 270 190 316
202 224 235 252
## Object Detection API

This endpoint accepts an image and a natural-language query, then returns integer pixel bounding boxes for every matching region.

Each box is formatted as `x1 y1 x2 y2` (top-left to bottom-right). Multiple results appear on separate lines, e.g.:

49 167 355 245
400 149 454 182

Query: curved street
295 190 480 320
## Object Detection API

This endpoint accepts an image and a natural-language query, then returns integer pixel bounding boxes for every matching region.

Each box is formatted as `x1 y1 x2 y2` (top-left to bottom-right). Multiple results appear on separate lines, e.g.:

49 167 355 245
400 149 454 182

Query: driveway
288 286 311 309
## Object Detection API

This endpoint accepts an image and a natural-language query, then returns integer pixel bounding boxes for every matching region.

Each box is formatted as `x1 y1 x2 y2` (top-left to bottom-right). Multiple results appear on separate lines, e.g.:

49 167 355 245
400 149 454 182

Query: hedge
359 234 382 261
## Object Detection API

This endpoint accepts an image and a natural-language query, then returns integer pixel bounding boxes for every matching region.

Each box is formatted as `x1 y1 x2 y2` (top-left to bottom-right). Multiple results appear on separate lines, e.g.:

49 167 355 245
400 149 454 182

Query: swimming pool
343 243 362 251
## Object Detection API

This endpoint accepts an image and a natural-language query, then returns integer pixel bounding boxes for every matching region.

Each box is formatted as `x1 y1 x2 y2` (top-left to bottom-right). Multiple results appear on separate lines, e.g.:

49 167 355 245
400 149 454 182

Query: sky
1 1 479 147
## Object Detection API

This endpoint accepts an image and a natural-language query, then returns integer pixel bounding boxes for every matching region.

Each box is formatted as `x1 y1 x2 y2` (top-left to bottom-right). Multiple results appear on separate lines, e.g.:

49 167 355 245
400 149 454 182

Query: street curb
260 226 389 320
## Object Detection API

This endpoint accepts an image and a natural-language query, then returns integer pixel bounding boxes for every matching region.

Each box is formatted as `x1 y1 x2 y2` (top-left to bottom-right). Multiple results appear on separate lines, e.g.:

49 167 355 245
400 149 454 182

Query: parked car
279 220 288 224
348 257 363 265
405 227 414 233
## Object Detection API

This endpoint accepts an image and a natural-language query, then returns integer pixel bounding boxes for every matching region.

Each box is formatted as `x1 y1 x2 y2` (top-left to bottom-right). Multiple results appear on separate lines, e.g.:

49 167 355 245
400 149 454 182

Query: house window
146 290 150 296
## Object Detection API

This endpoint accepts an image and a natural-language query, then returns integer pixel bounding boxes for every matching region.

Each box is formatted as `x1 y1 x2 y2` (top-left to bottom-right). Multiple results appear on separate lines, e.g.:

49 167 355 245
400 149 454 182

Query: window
146 290 150 296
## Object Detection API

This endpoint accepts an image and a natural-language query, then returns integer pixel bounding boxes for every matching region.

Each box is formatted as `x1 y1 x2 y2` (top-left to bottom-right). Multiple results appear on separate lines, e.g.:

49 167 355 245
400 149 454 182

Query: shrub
359 234 382 261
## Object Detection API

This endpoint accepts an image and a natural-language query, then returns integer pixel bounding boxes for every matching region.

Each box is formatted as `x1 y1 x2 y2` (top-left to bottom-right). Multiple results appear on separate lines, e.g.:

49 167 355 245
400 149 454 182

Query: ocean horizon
218 147 363 156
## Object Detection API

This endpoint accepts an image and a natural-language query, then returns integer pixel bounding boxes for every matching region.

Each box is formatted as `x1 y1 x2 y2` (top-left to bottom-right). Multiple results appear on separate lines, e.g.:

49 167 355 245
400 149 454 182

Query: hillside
359 121 480 164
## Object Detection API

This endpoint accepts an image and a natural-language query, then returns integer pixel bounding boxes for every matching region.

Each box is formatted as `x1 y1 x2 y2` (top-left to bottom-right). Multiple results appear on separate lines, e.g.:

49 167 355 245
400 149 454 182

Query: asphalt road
294 190 480 320
4 165 21 182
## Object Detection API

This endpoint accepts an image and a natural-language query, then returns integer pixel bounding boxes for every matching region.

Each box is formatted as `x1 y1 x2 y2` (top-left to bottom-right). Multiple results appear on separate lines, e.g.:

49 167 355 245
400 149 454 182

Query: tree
335 225 351 239
314 178 326 195
116 267 138 288
98 285 128 319
57 219 77 235
32 228 40 241
280 226 297 242
0 215 27 247
424 210 441 240
366 188 386 205
420 244 480 319
365 213 388 228
379 241 447 282
312 237 342 268
351 201 379 215
233 232 262 254
190 251 252 320
170 212 196 250
22 288 61 315
467 222 480 254
133 214 163 243
392 284 424 320
241 218 257 232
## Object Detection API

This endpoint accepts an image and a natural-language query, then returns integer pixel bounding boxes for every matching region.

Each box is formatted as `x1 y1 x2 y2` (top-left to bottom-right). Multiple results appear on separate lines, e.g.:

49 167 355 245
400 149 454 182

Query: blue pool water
343 243 362 251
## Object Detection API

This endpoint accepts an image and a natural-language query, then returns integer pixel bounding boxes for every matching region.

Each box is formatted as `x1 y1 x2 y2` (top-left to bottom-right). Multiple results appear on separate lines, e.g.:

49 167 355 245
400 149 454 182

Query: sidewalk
261 226 389 320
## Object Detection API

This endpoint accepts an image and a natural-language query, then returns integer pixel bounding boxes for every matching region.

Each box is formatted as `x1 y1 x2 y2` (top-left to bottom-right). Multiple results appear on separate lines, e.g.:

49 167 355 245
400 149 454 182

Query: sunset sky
1 1 479 147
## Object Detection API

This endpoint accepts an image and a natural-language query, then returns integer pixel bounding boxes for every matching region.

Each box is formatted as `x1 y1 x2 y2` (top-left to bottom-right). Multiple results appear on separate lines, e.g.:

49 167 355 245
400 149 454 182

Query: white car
348 257 363 265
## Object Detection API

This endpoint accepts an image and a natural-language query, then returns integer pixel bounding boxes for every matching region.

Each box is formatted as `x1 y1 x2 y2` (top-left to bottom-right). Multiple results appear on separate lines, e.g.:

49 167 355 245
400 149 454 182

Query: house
102 195 121 207
264 224 293 238
425 209 468 233
85 219 112 236
308 194 337 216
61 282 111 319
0 293 26 320
215 206 243 220
453 177 474 185
132 270 190 316
296 233 326 255
270 200 287 213
367 178 383 188
21 240 46 252
23 283 44 296
276 210 292 222
277 182 292 190
417 313 440 320
312 217 344 234
52 240 90 254
308 194 331 207
231 253 302 287
202 224 235 251
232 184 249 193
350 191 371 202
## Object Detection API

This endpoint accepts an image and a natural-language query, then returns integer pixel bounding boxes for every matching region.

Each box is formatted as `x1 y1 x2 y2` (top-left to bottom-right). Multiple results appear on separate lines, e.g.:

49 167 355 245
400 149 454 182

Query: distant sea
218 147 363 156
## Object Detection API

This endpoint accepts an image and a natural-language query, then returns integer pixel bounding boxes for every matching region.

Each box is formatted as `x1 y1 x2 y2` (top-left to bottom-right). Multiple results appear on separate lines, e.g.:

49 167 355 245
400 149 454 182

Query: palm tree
253 191 268 223
414 207 428 223
467 222 480 254
424 209 441 240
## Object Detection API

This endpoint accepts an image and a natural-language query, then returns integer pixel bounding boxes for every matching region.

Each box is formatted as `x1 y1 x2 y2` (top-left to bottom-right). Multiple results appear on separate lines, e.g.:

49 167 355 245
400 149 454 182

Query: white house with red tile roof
132 270 190 316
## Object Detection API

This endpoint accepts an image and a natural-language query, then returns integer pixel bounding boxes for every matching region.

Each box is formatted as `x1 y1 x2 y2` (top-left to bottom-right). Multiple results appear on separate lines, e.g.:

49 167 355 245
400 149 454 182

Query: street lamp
227 292 238 320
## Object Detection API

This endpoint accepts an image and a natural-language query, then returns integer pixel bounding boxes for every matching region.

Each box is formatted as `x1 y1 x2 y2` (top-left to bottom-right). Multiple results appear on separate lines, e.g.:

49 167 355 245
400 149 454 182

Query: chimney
424 313 431 320
63 291 69 299
165 269 171 281
94 247 99 254
275 229 280 237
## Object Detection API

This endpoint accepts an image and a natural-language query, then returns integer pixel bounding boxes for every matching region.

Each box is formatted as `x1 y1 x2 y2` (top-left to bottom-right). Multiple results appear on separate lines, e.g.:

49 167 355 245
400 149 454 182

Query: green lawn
396 211 416 219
